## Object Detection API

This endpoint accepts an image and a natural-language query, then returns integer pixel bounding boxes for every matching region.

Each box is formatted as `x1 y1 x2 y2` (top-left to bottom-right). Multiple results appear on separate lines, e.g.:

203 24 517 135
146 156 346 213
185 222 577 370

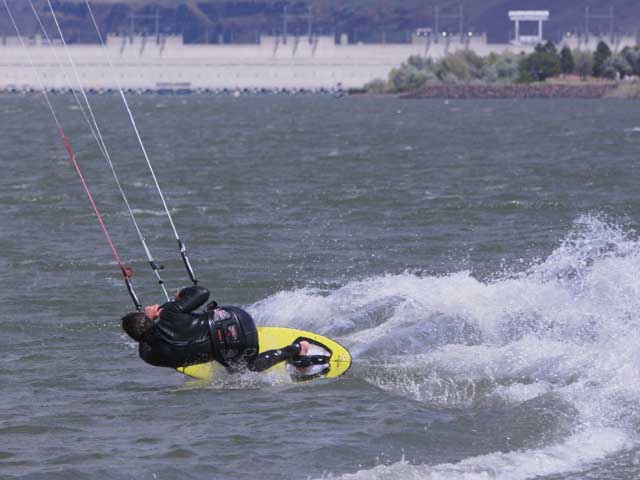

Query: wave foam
252 215 640 416
332 428 629 480
252 215 640 478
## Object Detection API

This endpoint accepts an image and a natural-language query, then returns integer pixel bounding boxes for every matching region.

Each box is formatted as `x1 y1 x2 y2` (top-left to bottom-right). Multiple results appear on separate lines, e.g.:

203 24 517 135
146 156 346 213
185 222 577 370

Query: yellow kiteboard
177 326 352 382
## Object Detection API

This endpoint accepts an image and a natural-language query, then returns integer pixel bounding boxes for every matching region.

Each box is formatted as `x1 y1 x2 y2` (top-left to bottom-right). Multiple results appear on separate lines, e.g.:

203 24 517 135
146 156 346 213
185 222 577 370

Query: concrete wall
0 34 538 91
558 34 638 52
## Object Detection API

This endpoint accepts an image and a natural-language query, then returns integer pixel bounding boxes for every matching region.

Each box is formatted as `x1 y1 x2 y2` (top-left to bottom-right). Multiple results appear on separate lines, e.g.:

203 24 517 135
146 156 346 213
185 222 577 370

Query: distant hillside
2 0 639 44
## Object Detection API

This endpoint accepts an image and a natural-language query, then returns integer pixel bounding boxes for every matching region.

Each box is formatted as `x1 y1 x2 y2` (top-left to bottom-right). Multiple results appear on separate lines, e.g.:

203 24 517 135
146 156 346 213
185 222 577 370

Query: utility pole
155 10 159 42
424 0 428 31
585 6 589 41
434 5 463 44
128 10 161 43
307 5 313 40
585 6 615 42
610 5 614 42
283 4 288 44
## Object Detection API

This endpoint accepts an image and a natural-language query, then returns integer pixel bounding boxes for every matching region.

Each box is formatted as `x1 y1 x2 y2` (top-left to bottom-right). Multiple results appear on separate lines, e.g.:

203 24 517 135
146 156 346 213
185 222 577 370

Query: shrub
621 47 640 76
536 41 558 55
607 81 640 98
389 64 430 92
364 78 389 94
482 53 520 83
494 53 520 81
437 53 471 82
460 50 485 77
602 54 633 79
385 40 623 92
406 55 430 71
519 50 561 82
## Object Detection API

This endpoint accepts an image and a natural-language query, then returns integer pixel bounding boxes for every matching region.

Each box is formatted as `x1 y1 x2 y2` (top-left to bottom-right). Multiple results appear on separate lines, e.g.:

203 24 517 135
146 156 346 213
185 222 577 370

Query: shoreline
398 82 626 99
0 86 347 97
1 83 637 99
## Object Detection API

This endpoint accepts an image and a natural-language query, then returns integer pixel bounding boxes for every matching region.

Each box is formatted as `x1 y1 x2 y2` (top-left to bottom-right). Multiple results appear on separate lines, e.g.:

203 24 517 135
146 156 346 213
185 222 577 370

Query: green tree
573 50 594 79
519 51 562 82
560 46 575 74
593 41 612 77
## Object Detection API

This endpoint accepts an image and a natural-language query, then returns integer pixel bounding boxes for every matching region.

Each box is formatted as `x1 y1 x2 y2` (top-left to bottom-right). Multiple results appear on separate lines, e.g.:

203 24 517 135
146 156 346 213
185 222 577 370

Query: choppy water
1 95 640 480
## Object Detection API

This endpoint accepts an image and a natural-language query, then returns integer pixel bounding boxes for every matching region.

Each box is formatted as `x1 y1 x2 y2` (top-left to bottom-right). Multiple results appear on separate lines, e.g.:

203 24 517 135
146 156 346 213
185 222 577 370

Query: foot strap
289 355 330 368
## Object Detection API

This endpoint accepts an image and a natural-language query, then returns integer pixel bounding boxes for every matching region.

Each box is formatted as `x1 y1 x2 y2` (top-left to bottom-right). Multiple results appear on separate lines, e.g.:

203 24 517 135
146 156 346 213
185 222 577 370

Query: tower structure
509 10 549 45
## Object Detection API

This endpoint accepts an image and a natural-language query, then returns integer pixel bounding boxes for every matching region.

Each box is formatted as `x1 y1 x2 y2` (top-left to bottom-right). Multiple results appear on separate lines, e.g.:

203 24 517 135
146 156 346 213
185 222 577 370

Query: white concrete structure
559 33 638 52
0 33 534 91
412 32 517 57
509 11 550 45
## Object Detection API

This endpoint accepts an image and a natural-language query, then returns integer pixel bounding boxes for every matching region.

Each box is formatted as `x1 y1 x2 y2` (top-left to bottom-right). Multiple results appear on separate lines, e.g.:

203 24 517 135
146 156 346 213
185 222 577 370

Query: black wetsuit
137 286 301 372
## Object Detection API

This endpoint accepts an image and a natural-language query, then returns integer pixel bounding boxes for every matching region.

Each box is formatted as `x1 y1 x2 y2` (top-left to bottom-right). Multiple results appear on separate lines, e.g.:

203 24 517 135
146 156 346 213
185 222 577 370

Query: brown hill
1 0 639 44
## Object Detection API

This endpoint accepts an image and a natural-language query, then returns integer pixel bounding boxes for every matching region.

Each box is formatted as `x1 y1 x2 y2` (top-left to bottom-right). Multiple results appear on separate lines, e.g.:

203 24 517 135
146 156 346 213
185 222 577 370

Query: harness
207 305 258 367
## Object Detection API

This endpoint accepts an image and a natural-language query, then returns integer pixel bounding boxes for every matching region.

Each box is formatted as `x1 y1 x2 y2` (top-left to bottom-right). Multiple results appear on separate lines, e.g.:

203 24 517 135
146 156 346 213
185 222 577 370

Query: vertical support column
514 19 520 43
538 19 543 42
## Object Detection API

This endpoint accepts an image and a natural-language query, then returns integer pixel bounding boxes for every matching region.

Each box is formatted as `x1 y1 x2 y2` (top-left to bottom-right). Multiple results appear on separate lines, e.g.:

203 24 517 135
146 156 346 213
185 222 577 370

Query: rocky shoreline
401 83 621 99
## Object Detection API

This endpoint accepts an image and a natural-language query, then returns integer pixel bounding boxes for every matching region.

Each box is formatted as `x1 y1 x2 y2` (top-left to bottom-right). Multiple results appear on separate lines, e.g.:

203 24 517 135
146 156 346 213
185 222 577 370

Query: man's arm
162 286 210 314
141 286 210 329
248 341 310 372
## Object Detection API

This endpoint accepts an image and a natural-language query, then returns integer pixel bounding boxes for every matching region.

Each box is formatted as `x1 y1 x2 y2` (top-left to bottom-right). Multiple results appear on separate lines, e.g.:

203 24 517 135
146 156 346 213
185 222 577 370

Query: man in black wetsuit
121 285 309 372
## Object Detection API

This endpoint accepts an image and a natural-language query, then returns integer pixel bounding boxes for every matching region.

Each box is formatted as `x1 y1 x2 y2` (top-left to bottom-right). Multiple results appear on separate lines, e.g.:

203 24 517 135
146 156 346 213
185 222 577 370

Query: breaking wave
333 428 629 480
251 215 640 479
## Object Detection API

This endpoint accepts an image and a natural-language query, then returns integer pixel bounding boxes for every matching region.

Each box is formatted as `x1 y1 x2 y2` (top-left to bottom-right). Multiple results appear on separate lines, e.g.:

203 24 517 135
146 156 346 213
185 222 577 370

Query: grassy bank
606 82 640 98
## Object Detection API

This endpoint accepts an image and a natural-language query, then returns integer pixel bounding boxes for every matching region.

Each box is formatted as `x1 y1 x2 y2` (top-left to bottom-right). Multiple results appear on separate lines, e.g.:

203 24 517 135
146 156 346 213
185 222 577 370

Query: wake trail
252 214 640 479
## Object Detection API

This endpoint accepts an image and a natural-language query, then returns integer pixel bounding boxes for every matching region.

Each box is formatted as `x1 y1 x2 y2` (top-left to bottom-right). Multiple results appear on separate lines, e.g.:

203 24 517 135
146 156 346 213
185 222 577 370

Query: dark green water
2 95 640 479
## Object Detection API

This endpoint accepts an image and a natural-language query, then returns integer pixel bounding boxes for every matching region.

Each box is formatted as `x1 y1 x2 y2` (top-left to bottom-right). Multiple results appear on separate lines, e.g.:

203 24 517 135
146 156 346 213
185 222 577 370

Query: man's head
121 312 154 341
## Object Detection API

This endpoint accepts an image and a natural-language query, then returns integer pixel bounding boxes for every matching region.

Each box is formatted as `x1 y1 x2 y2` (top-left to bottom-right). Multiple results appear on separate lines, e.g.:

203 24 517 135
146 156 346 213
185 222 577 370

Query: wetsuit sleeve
248 343 302 372
162 286 210 314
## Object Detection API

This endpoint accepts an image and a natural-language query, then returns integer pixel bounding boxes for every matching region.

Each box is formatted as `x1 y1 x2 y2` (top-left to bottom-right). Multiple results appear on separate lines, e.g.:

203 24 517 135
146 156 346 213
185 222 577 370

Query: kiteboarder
5 0 348 382
121 285 310 372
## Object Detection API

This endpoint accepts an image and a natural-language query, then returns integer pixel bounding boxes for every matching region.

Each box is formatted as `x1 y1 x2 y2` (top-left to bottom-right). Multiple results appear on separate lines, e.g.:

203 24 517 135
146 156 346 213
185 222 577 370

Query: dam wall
0 34 534 91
